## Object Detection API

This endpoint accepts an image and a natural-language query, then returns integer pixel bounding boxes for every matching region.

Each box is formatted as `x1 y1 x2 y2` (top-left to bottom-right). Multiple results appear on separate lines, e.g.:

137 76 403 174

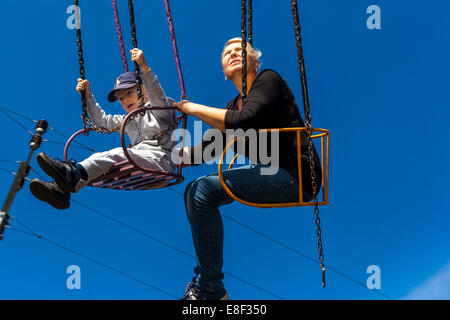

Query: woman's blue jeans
184 163 306 292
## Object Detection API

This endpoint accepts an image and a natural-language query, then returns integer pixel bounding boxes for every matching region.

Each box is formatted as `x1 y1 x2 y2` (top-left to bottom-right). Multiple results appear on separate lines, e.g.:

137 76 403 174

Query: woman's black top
191 69 322 200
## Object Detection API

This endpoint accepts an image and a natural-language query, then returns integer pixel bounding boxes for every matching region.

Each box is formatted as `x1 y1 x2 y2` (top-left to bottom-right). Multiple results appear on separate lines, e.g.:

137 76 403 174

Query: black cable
0 106 37 122
0 167 32 183
72 199 284 299
241 0 248 101
42 139 95 152
7 226 178 299
0 152 393 298
128 0 144 108
0 106 95 152
8 215 41 239
248 0 253 45
0 159 21 164
0 108 33 136
72 199 194 260
1 170 393 299
167 188 394 300
1 172 284 299
0 163 45 181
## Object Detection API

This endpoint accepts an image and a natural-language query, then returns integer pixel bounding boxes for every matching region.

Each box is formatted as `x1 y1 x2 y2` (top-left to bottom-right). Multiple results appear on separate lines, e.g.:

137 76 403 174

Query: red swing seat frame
64 106 186 191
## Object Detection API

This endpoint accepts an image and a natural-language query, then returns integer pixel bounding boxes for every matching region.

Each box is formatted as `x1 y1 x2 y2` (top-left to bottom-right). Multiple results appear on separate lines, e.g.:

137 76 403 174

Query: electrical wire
0 106 95 152
6 224 178 299
0 166 394 300
167 188 395 300
0 108 394 299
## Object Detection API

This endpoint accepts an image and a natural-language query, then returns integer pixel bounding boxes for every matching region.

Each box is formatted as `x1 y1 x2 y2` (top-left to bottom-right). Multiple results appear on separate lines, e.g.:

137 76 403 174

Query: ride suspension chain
291 0 326 287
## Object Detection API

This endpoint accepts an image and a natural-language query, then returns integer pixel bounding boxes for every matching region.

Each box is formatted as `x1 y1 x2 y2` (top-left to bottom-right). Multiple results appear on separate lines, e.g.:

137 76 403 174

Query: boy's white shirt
85 68 177 153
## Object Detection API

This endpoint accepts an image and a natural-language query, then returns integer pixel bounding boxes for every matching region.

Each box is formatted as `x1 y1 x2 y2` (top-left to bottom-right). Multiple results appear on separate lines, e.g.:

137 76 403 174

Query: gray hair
222 37 262 69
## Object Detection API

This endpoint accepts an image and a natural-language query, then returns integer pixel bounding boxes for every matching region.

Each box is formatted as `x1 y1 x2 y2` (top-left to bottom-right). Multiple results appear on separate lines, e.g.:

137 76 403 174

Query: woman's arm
173 101 227 132
174 71 283 132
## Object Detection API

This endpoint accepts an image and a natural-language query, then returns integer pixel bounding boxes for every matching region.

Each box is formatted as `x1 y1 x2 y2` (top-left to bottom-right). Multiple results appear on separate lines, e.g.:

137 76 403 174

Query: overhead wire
0 168 283 299
0 160 46 181
6 224 178 299
0 167 31 183
0 113 394 299
0 108 34 136
0 106 95 152
1 170 177 298
167 188 395 300
72 185 394 300
0 0 390 301
72 199 284 299
0 73 391 299
0 159 22 164
0 161 394 299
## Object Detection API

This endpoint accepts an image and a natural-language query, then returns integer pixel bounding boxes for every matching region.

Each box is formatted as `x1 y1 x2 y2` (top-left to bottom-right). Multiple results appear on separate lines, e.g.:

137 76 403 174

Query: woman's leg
184 163 299 292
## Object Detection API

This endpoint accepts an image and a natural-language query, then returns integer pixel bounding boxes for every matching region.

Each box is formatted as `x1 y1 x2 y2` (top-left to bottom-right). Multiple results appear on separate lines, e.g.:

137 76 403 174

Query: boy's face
115 86 140 112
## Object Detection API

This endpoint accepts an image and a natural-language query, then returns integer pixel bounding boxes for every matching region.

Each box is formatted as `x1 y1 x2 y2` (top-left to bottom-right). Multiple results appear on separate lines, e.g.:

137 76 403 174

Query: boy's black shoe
29 179 70 210
36 152 81 193
181 284 229 300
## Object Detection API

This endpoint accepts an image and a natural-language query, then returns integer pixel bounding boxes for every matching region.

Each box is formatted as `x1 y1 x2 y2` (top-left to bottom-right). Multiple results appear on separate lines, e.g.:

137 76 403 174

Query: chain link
74 0 144 135
128 0 146 115
248 0 253 46
241 0 248 101
291 0 326 287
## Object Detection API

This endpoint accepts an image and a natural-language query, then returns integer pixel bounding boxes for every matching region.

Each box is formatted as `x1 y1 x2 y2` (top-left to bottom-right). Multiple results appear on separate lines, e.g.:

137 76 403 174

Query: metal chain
241 0 248 101
163 0 188 101
124 0 184 141
112 0 129 72
148 114 182 141
248 0 253 46
73 0 181 139
74 0 87 132
74 1 84 80
128 0 145 114
291 0 326 287
74 0 119 134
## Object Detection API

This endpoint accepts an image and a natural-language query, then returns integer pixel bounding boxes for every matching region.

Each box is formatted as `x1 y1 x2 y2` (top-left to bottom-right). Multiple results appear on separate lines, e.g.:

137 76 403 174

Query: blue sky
0 0 449 300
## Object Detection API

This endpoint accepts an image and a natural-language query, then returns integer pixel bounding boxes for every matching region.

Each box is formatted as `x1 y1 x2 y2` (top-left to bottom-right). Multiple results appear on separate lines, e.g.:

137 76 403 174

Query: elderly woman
173 37 322 300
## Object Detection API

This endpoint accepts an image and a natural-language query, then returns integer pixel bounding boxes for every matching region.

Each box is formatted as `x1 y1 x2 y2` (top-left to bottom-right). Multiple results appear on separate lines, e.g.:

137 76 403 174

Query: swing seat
88 160 182 190
64 106 186 191
218 127 329 208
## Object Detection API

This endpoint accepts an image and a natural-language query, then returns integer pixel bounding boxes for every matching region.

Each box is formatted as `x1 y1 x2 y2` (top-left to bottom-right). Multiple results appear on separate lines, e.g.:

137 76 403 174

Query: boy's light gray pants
75 141 174 192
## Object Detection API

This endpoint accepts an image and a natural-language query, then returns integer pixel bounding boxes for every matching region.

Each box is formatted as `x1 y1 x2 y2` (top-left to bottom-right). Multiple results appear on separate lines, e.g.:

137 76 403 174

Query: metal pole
0 119 48 240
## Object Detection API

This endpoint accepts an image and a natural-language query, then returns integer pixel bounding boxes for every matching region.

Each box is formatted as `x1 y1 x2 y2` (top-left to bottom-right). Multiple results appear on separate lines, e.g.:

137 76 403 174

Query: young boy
30 48 177 209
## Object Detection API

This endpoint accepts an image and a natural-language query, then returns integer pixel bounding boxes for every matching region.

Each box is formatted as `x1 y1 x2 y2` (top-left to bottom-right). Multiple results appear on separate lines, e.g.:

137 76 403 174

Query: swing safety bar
64 106 186 190
217 127 330 208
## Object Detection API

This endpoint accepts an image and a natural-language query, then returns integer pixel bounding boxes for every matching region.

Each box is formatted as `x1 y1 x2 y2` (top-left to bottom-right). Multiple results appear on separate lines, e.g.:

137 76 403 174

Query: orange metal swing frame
217 127 329 208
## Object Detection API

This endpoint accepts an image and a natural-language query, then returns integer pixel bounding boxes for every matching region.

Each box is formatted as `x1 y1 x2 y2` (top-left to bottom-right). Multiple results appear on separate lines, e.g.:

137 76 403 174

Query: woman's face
221 41 258 79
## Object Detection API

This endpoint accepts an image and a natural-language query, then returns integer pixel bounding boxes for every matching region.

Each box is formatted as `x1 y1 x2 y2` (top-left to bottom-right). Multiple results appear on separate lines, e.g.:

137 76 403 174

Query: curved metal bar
175 114 187 178
217 127 330 208
64 128 93 161
241 0 248 101
63 107 185 190
163 0 187 100
120 105 184 180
